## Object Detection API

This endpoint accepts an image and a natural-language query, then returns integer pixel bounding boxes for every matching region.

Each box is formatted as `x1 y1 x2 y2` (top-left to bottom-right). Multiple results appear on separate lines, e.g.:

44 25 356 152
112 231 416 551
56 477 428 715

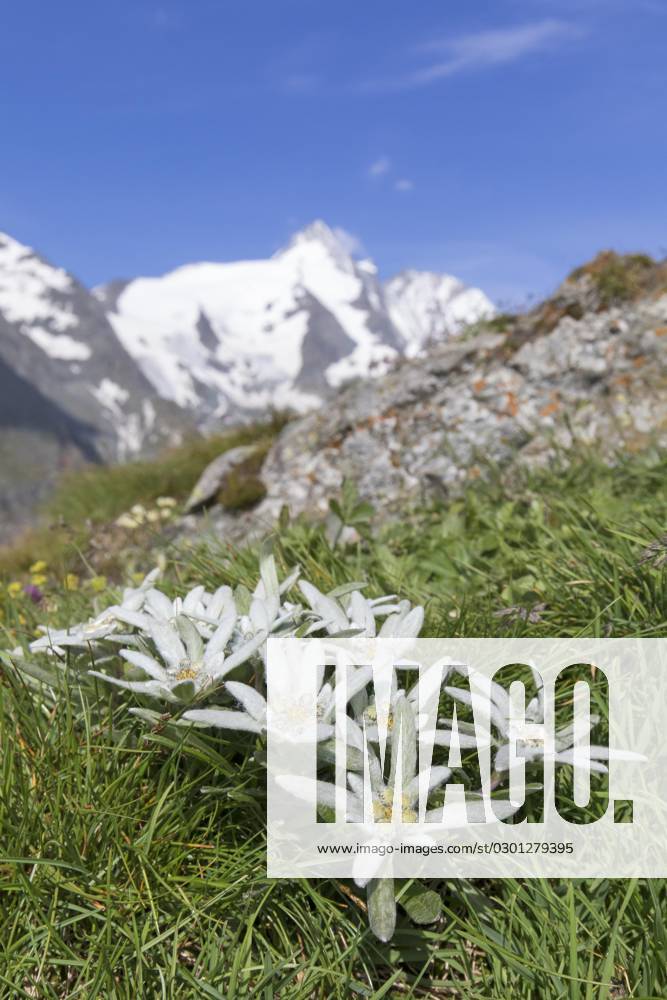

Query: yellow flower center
175 665 200 681
365 706 395 731
372 789 417 822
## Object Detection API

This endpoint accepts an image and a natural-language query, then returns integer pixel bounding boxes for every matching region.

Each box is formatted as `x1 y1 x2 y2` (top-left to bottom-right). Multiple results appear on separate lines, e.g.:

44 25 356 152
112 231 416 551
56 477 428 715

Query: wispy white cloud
366 159 414 193
364 19 582 92
368 156 391 178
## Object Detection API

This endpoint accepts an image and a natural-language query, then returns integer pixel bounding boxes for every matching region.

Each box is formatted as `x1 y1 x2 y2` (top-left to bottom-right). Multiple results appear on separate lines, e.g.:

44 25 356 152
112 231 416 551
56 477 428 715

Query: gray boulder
184 445 259 513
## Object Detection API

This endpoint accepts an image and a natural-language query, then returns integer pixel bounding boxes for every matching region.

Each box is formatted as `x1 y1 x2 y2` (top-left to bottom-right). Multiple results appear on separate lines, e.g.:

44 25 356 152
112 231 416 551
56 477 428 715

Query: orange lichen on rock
506 392 519 417
539 399 560 418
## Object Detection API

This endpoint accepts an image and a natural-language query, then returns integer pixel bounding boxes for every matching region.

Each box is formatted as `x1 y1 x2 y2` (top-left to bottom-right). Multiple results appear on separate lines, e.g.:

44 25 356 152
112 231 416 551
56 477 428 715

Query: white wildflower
443 668 642 773
115 513 140 529
298 581 423 638
89 613 267 703
29 568 161 655
183 656 373 738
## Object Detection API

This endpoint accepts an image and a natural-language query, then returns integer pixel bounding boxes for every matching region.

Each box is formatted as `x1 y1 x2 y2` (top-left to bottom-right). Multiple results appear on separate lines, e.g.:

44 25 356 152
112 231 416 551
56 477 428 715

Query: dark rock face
0 353 99 459
293 290 357 395
196 310 219 353
0 355 104 540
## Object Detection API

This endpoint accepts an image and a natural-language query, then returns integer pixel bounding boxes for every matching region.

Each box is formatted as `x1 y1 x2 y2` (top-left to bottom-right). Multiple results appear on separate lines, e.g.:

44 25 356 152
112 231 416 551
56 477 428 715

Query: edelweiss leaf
182 708 263 733
225 681 267 724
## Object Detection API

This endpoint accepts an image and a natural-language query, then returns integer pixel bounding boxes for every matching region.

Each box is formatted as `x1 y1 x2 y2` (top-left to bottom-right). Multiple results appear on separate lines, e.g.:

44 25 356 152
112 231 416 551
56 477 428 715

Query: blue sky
1 0 666 306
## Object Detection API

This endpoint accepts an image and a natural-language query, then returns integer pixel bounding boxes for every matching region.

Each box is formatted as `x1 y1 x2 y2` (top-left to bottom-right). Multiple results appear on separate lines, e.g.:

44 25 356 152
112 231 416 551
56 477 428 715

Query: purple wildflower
23 584 44 604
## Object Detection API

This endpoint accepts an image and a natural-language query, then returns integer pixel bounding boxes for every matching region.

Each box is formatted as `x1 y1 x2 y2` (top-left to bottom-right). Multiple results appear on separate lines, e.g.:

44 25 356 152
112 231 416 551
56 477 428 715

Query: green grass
1 447 666 997
0 415 284 578
568 251 664 308
45 424 275 527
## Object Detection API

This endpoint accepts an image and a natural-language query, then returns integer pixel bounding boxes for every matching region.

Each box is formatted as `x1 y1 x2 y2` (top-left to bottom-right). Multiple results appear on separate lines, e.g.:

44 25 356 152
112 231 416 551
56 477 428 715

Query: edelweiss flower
117 583 225 637
358 663 481 750
89 613 267 703
114 549 299 650
155 550 301 655
443 668 642 773
29 568 161 655
235 552 302 644
183 652 373 738
298 581 424 638
279 694 519 898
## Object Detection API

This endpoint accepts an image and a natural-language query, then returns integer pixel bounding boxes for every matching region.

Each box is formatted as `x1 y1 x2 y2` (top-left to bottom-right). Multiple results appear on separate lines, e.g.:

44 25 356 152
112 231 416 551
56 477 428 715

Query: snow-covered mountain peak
386 268 495 357
0 231 84 357
0 220 493 432
276 219 358 277
98 222 496 418
280 219 350 255
0 230 188 467
0 232 76 309
102 221 406 417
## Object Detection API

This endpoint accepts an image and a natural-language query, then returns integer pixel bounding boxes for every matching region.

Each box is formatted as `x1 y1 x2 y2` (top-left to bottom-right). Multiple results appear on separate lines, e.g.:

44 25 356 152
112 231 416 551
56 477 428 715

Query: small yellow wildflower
130 504 147 518
64 573 80 591
160 507 172 519
7 581 23 598
156 496 177 508
29 560 48 574
31 574 48 587
146 509 161 523
131 571 145 584
89 575 107 593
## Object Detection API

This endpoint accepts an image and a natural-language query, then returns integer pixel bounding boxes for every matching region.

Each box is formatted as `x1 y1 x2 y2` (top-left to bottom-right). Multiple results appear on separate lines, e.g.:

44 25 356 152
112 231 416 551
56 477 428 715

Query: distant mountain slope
0 232 190 536
0 221 494 536
98 221 494 421
0 351 99 459
0 352 102 537
0 232 188 461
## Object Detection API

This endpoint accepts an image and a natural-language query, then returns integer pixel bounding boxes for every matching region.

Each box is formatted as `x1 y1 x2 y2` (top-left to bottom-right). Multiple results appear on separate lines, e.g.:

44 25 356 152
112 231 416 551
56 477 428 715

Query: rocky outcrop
248 256 667 525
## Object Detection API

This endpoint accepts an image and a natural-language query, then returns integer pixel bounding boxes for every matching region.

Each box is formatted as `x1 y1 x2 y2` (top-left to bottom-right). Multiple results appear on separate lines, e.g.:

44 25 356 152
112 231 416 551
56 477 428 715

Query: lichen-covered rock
252 284 667 524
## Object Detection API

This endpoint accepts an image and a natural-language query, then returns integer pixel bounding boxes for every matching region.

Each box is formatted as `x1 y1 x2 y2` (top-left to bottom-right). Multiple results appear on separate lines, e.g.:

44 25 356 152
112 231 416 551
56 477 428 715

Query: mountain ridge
98 220 495 420
0 220 493 534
